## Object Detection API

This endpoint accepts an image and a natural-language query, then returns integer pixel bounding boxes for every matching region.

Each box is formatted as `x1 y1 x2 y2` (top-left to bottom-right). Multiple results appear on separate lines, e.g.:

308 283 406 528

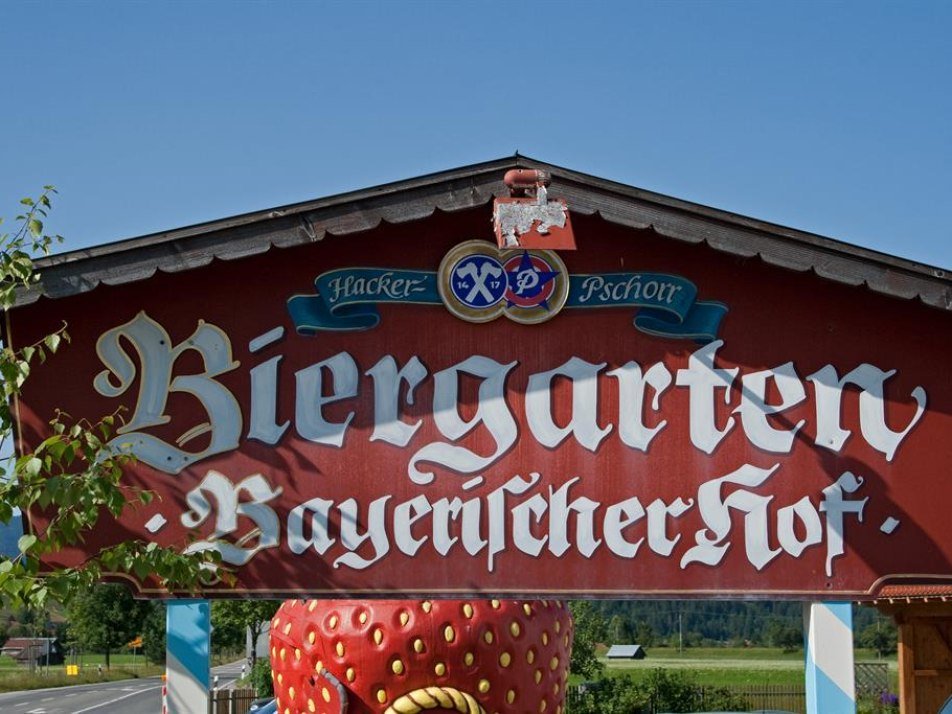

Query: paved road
0 660 247 714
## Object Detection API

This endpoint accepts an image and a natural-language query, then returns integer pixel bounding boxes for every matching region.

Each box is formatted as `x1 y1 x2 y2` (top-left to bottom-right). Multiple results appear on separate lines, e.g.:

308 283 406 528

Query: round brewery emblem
438 240 568 324
438 241 507 322
501 248 568 324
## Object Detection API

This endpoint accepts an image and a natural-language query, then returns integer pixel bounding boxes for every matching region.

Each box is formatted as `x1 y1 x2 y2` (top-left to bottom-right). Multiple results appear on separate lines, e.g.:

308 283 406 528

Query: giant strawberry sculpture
269 599 573 714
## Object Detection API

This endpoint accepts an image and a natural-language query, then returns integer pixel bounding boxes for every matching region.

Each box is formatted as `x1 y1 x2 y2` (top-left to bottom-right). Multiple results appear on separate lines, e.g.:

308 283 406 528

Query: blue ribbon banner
288 269 440 333
287 267 727 342
566 272 728 342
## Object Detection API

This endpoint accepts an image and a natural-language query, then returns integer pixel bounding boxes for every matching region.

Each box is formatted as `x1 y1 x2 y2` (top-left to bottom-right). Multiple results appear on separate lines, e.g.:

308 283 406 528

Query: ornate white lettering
295 352 358 447
610 361 672 452
94 312 242 473
809 364 926 461
675 340 738 454
408 356 518 484
526 357 612 452
181 470 281 565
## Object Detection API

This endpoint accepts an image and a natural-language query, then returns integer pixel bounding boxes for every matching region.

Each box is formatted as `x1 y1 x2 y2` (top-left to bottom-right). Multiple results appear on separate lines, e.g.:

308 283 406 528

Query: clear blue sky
2 1 950 268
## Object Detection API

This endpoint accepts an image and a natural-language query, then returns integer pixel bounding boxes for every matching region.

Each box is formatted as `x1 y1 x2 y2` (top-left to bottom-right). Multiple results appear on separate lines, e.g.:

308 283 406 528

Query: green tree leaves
249 658 274 697
1 187 60 311
858 621 898 657
66 583 150 669
141 601 167 665
0 190 223 610
569 600 607 679
569 669 750 714
211 600 279 667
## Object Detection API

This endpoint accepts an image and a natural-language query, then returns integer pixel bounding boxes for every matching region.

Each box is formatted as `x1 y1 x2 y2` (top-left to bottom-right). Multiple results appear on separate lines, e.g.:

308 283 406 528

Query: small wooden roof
873 584 952 605
606 644 646 658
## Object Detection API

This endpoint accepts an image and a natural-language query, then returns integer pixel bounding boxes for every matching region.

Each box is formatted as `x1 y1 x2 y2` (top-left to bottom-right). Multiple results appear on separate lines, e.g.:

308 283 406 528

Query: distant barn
606 644 647 660
0 638 65 666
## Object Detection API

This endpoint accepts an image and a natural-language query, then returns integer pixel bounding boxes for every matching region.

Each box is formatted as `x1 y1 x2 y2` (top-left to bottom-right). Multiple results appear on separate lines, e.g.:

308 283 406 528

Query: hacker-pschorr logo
438 240 569 325
287 240 726 340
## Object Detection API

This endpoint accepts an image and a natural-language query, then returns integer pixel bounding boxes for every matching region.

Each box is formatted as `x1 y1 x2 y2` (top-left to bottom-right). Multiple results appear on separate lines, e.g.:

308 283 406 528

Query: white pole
165 600 210 714
803 602 856 713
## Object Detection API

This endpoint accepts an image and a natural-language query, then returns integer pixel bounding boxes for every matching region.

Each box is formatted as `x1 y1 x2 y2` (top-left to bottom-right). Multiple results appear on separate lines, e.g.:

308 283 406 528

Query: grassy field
0 646 897 694
594 646 898 689
0 651 162 691
0 650 242 692
0 665 163 692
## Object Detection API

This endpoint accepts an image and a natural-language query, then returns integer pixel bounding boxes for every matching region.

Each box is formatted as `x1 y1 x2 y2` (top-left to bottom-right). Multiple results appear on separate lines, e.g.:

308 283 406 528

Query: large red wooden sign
10 208 952 598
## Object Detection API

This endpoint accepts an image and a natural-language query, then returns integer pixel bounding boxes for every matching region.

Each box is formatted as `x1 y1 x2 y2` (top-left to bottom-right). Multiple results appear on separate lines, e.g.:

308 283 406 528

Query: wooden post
897 617 916 714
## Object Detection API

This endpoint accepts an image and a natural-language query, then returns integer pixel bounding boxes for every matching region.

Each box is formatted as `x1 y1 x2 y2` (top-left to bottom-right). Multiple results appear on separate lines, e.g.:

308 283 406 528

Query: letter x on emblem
457 260 503 303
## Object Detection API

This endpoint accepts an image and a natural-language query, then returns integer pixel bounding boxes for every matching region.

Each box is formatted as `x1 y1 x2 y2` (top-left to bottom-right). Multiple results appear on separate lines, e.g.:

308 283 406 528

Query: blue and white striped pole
166 600 211 714
804 601 856 714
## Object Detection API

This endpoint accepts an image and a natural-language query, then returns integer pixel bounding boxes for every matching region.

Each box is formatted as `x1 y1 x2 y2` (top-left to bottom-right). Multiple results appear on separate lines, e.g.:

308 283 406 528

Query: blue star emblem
506 251 560 309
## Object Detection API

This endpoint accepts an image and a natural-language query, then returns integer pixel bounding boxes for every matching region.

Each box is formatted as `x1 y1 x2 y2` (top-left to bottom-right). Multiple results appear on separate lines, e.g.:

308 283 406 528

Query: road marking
71 685 161 714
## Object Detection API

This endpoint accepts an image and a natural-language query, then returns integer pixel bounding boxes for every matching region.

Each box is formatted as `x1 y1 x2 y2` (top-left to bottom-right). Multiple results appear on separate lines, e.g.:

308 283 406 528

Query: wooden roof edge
12 155 952 309
30 156 521 269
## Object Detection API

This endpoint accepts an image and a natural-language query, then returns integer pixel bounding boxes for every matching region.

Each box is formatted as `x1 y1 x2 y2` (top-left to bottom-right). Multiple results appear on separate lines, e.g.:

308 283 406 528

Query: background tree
570 669 748 714
765 618 802 653
141 602 166 664
588 600 811 646
0 189 221 611
638 669 748 713
859 621 898 658
607 614 633 644
211 600 279 668
66 583 149 668
249 658 274 697
569 674 643 714
210 600 247 655
633 620 655 647
568 601 606 679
